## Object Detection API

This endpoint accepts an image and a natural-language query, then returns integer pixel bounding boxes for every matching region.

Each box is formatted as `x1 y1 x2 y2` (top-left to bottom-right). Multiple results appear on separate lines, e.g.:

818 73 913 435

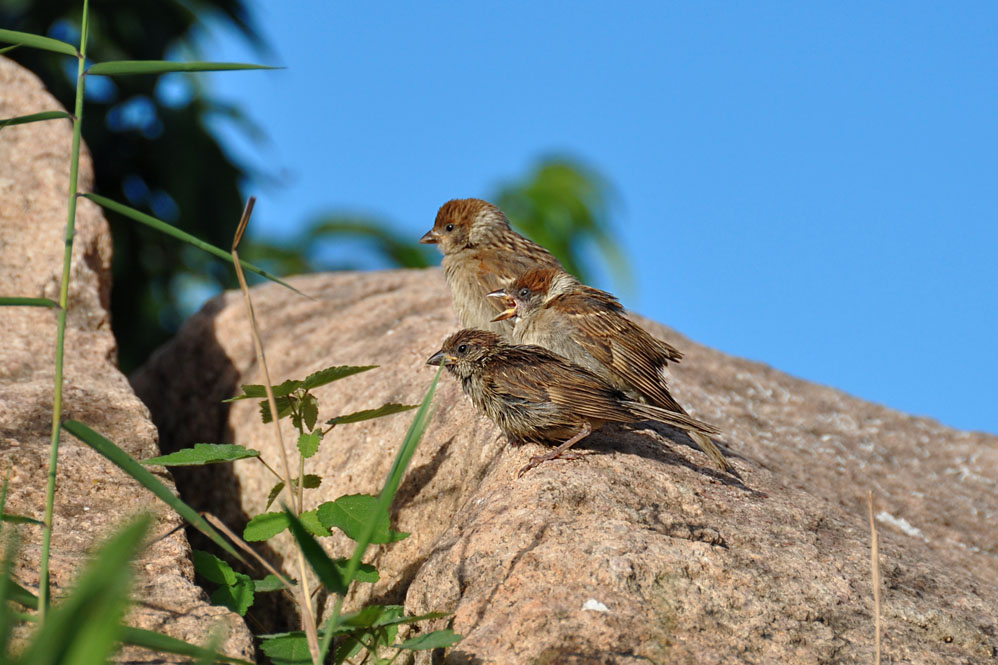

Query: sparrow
488 267 731 472
419 198 563 336
426 329 719 476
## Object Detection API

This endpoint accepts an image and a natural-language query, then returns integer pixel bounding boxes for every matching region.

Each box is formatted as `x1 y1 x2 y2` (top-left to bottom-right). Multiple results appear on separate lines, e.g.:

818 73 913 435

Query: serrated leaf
317 494 409 544
192 550 237 586
340 604 401 629
300 365 377 390
253 574 290 593
143 443 259 466
338 560 379 585
260 632 312 665
87 60 279 76
265 482 285 510
243 512 290 542
297 431 321 458
301 393 318 431
300 508 331 537
210 572 254 616
227 379 301 401
0 111 72 130
326 403 419 426
259 395 293 423
398 628 462 650
0 28 77 56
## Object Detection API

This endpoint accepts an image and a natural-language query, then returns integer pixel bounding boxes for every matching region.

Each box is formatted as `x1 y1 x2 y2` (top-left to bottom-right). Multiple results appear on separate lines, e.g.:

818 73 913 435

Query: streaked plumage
426 329 718 476
490 267 731 472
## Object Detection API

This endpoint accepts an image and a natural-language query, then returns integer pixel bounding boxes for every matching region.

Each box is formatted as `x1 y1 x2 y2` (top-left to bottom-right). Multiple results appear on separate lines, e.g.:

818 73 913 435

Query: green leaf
143 443 260 466
340 605 401 629
253 574 290 593
210 572 255 616
301 393 319 431
81 193 304 297
398 628 462 650
119 626 255 665
0 296 60 307
260 633 312 665
63 420 246 565
284 508 347 594
317 494 409 544
343 561 379 585
297 431 321 458
300 508 331 537
259 396 293 424
0 111 73 130
226 379 301 401
18 516 149 665
0 28 77 56
326 403 419 427
0 512 43 526
267 476 321 508
265 482 285 510
87 60 279 76
192 550 237 586
318 366 443 663
300 365 377 390
243 511 290 542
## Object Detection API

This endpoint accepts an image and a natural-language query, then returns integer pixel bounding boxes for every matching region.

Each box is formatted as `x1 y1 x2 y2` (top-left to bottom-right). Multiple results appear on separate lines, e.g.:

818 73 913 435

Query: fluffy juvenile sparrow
489 267 731 472
426 329 719 476
419 198 563 335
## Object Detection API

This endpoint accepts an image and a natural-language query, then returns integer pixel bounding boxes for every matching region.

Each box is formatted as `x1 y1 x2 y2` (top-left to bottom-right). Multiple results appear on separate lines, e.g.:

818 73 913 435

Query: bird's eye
519 288 530 298
457 344 468 354
445 223 455 232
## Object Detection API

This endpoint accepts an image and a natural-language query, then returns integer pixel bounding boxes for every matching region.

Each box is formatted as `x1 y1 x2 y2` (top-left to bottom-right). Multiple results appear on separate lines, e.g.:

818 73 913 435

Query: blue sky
189 2 996 434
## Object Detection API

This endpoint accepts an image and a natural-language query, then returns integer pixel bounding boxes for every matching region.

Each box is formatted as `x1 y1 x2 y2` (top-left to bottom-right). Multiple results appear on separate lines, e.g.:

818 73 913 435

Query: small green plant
144 364 460 662
1 2 460 662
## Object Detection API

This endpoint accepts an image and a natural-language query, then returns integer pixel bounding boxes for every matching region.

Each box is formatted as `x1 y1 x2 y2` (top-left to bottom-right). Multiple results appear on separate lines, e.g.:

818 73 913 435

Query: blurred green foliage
1 2 627 372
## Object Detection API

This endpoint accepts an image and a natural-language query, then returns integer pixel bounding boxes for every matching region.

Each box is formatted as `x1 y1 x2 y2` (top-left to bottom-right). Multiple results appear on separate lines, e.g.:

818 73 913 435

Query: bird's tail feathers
623 401 719 436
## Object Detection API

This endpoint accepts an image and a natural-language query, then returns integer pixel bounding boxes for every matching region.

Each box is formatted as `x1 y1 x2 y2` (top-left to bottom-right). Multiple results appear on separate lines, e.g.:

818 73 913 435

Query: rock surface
0 57 253 661
134 268 998 664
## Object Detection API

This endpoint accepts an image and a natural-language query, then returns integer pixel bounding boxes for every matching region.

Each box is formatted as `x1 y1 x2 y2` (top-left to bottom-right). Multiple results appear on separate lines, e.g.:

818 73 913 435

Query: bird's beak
418 229 438 245
425 350 453 366
489 294 518 322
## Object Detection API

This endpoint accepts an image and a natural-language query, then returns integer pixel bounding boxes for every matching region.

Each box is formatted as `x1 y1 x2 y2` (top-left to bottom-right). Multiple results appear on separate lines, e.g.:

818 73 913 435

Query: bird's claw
516 450 585 477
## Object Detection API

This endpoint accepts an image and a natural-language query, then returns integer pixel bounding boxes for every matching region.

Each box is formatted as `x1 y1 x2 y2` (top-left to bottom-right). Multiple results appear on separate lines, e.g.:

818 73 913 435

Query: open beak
418 229 438 245
425 350 453 366
487 291 518 322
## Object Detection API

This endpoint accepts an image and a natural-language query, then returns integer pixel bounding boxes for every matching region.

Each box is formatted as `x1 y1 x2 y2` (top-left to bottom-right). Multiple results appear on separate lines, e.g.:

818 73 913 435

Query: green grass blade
118 627 256 665
318 366 442 661
18 516 149 665
81 193 307 297
0 296 60 307
62 420 247 566
0 29 77 57
1 513 44 526
5 581 38 610
87 60 278 76
0 111 73 130
283 508 348 595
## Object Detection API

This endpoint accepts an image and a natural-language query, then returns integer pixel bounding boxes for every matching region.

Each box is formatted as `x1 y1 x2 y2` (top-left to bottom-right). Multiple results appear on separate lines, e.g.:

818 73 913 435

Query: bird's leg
517 421 592 477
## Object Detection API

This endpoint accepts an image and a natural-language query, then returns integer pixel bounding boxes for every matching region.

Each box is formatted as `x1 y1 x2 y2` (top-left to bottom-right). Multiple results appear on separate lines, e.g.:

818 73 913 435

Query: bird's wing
487 346 638 422
555 291 688 413
471 242 563 311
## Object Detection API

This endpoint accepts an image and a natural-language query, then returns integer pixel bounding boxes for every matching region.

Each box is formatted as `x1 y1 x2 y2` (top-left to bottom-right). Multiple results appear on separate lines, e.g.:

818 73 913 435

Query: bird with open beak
426 329 719 477
487 267 731 472
419 198 563 336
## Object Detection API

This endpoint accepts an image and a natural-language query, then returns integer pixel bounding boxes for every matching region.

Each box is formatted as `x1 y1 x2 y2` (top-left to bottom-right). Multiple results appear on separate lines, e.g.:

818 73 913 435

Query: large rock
0 57 253 661
134 269 998 664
